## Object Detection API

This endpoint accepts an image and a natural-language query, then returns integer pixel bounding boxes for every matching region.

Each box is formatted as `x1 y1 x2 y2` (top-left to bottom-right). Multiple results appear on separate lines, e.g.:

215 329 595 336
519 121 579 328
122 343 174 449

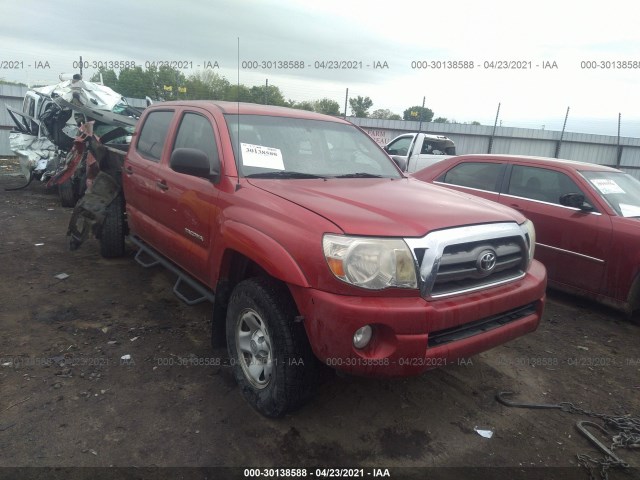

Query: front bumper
289 260 546 376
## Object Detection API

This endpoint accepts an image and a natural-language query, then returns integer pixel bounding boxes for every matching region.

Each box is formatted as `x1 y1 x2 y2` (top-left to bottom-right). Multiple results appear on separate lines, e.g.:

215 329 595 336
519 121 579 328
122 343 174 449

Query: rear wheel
99 194 125 258
58 178 79 207
226 277 317 417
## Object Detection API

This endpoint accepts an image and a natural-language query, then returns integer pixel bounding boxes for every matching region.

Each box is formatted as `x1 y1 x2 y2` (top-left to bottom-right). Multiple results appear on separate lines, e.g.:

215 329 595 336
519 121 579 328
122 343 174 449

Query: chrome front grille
405 223 530 300
433 237 525 296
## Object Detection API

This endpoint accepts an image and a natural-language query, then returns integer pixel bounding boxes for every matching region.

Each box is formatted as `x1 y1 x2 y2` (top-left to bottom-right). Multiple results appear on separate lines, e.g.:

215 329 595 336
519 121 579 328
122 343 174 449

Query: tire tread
99 195 125 258
226 277 317 417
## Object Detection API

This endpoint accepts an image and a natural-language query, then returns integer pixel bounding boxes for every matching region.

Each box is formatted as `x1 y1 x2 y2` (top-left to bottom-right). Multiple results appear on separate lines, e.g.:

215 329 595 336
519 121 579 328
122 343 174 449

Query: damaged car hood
5 76 140 185
35 79 129 114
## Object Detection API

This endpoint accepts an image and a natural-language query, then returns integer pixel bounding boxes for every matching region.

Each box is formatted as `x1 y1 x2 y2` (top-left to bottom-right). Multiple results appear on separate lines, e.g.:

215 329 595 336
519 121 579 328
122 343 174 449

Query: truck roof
149 100 351 123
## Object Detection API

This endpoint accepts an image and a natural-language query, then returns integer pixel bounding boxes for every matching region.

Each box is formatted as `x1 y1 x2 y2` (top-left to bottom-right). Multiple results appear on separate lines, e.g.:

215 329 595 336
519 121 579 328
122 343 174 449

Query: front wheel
226 277 317 417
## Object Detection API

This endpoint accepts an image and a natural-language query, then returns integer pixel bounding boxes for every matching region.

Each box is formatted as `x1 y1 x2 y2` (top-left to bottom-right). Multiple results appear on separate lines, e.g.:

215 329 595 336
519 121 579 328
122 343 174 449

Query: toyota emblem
477 249 497 275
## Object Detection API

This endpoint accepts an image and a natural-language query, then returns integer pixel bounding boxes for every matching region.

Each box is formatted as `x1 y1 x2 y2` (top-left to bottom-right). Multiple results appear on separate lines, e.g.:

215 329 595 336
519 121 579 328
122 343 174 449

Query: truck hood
249 177 526 237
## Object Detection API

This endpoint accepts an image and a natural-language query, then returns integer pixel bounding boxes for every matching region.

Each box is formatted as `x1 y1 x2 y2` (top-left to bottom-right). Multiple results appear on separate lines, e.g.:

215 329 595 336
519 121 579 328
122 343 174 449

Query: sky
2 0 639 136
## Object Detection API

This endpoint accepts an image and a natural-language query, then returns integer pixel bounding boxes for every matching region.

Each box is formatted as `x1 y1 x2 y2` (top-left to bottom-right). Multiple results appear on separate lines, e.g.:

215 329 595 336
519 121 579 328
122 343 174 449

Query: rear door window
136 111 174 162
507 165 591 206
420 141 448 155
440 162 503 192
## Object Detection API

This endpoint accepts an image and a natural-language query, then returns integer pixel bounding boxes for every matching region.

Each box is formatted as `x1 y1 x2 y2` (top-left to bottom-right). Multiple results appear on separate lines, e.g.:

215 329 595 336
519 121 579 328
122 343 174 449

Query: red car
413 154 640 321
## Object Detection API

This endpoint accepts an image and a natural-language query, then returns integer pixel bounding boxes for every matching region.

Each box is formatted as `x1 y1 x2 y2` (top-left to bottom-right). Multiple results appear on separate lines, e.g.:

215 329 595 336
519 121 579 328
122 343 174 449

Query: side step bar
129 236 215 306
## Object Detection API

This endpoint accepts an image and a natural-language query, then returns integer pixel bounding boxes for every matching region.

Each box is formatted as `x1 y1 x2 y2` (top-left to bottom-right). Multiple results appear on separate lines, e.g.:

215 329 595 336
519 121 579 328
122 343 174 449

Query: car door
156 108 222 283
499 164 612 293
122 109 175 250
384 134 415 171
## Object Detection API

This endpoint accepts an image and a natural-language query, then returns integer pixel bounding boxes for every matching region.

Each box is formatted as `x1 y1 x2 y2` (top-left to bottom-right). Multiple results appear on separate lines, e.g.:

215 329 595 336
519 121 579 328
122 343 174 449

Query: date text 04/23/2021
243 468 391 477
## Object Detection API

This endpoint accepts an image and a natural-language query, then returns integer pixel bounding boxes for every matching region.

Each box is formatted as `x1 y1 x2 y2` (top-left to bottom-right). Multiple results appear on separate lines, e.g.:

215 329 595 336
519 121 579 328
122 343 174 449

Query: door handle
508 203 523 210
156 180 169 191
124 166 133 175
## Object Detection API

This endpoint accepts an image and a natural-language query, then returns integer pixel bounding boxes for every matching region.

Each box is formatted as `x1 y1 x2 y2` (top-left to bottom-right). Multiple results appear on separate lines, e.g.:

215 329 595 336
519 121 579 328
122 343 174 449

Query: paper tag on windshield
591 178 625 195
241 143 284 170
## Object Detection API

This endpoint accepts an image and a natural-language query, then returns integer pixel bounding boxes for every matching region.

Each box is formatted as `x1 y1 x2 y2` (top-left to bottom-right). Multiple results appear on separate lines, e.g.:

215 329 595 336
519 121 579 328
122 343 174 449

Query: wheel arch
210 222 310 346
214 221 310 288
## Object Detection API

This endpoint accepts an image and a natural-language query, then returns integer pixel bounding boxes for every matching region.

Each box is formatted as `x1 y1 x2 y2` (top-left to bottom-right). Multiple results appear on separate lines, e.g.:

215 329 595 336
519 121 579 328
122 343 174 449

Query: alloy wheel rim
235 308 273 389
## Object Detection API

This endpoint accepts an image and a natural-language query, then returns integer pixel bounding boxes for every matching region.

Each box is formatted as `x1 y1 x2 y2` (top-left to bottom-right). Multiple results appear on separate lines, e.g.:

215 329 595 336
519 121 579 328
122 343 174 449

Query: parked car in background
384 132 455 173
413 154 640 322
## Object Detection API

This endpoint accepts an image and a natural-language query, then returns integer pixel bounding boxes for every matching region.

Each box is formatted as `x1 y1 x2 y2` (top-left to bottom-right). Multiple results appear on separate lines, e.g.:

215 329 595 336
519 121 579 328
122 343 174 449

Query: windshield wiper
245 171 325 179
332 172 385 178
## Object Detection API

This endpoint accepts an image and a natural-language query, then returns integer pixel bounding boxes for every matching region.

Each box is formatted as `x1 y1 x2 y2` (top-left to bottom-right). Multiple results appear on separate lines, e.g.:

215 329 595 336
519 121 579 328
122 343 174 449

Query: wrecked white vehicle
6 75 140 206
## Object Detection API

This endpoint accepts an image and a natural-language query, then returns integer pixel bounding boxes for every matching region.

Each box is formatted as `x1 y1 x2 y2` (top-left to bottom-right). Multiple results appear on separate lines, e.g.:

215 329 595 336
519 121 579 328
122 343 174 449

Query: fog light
353 325 373 349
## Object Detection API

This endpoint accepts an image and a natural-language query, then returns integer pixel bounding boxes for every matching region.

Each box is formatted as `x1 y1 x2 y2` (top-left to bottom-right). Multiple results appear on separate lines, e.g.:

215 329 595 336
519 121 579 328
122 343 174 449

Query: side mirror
559 193 592 211
391 155 408 172
383 145 390 153
170 148 219 180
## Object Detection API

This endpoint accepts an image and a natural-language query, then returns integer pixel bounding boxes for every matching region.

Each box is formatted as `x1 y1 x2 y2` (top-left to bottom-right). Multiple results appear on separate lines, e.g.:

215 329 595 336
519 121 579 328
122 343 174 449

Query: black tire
99 194 125 258
58 178 78 207
226 277 317 417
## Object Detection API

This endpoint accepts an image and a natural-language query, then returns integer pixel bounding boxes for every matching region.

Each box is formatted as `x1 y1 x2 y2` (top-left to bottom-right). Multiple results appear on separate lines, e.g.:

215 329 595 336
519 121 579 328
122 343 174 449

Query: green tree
183 70 230 100
433 117 450 123
248 84 287 106
314 98 341 115
89 68 118 90
470 121 481 125
403 106 434 122
290 100 315 111
349 96 373 117
225 84 253 102
152 65 186 100
183 77 211 100
267 85 288 106
116 66 154 98
370 108 400 120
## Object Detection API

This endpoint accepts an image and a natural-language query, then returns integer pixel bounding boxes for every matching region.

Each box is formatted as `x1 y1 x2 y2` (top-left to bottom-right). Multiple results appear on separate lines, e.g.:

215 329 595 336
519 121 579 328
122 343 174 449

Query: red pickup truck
68 101 546 417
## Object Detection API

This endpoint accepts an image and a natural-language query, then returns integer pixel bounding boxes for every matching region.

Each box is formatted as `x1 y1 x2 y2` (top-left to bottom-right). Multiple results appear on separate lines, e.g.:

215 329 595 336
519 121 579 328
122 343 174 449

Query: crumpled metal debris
9 132 56 181
5 74 140 194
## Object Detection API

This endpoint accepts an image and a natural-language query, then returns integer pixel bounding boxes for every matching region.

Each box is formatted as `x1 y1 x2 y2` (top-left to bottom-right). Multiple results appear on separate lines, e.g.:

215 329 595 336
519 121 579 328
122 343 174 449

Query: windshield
582 170 640 217
224 114 401 178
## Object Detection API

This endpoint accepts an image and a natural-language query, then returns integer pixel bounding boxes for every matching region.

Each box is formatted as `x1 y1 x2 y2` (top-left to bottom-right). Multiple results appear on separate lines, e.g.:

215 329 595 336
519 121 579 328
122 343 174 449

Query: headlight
323 234 418 289
520 219 536 265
